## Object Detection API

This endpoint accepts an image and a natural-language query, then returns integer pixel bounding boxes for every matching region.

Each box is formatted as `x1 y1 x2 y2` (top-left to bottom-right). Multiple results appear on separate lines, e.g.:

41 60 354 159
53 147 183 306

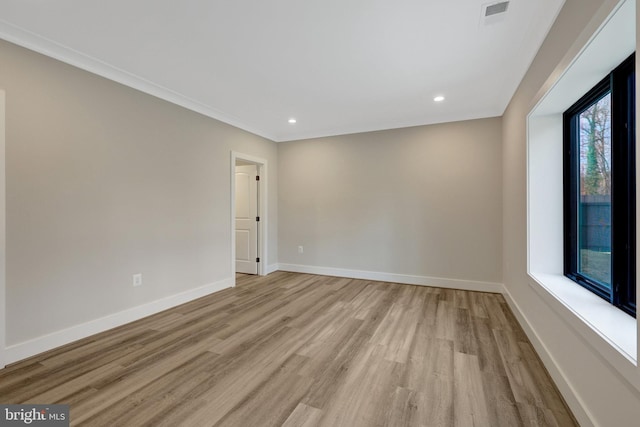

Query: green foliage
579 95 611 196
584 120 600 195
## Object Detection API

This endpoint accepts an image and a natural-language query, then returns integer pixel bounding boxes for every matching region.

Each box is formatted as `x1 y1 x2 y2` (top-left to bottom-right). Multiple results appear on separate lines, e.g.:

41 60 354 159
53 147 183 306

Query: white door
235 164 259 274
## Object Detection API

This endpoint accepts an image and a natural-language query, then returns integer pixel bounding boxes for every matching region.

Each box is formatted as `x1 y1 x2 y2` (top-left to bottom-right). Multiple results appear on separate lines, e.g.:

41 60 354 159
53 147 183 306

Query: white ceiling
0 0 565 142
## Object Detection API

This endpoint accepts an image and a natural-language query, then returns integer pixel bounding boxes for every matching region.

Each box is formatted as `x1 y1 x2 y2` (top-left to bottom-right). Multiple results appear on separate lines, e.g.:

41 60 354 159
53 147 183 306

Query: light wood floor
0 272 577 426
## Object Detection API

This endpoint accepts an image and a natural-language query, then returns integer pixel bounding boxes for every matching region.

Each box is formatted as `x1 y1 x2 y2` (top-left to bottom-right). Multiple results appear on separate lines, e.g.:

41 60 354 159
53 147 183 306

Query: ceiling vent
485 1 509 17
481 1 510 26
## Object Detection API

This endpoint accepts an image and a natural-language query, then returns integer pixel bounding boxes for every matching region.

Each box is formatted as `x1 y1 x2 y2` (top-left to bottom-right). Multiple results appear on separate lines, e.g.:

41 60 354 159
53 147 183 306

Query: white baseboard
4 278 232 366
266 263 279 275
277 263 503 293
501 285 594 427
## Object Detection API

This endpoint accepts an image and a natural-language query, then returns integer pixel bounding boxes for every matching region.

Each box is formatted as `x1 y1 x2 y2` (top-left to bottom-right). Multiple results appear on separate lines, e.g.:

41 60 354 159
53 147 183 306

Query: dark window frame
563 53 636 317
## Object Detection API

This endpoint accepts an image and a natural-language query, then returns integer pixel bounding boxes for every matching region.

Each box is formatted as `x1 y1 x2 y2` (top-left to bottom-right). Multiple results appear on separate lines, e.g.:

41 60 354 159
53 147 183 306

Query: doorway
230 152 268 283
234 163 258 274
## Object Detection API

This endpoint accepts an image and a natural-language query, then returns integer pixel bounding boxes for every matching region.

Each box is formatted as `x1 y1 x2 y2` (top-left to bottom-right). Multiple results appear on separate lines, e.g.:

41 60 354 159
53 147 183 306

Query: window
563 53 636 317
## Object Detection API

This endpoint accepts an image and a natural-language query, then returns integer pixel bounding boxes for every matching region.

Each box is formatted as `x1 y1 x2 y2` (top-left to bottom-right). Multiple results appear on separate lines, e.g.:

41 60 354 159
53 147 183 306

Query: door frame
230 151 267 285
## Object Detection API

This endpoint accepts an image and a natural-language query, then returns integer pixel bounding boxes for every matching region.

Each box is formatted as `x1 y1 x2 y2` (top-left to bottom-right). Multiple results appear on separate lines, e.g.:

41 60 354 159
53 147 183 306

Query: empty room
1 0 639 425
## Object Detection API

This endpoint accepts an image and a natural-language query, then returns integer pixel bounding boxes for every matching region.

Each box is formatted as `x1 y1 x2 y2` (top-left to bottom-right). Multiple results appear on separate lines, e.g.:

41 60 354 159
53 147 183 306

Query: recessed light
288 118 297 124
434 96 445 102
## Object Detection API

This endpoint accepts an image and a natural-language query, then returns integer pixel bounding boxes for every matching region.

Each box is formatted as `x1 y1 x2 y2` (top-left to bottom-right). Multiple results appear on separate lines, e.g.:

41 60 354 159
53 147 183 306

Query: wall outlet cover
133 273 143 287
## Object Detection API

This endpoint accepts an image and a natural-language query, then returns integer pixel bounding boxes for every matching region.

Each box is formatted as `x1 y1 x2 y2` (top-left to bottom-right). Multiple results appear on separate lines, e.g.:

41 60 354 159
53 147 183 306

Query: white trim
529 273 637 365
502 285 596 427
0 90 5 368
278 263 503 293
230 152 268 285
4 278 232 366
0 20 277 142
266 264 279 275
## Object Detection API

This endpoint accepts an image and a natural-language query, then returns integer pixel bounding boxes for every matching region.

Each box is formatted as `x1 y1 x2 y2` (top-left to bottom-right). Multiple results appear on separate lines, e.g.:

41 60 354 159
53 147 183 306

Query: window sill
528 271 639 390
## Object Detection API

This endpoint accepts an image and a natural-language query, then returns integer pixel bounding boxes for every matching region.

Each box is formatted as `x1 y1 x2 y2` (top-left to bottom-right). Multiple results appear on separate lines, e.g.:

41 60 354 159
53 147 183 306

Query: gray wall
0 39 278 346
502 0 640 424
278 118 502 284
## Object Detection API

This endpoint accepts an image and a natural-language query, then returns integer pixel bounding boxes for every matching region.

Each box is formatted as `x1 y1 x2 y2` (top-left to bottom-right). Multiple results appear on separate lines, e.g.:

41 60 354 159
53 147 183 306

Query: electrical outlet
133 273 143 287
298 245 304 254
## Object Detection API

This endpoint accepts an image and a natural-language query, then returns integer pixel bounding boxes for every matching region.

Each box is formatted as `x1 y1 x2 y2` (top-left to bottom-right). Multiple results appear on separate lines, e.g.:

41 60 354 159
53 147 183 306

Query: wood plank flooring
0 272 577 426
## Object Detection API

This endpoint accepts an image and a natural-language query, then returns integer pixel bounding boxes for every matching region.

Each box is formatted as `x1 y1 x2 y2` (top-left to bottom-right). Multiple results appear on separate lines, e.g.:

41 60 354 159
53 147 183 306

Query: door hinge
256 216 260 222
256 175 260 181
256 257 260 263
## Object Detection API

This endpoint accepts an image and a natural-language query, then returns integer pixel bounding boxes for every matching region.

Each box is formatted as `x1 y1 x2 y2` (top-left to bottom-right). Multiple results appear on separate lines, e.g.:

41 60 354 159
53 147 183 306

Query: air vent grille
485 1 509 17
